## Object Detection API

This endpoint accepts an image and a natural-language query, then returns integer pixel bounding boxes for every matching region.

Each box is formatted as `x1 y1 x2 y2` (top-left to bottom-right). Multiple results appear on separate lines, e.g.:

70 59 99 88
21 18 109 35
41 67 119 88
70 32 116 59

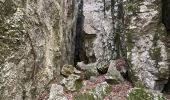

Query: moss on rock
127 88 167 100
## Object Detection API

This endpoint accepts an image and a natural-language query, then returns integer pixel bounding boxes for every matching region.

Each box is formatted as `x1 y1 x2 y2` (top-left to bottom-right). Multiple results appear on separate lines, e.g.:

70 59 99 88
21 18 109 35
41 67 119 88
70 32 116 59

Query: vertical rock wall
83 0 117 72
124 0 169 91
0 0 77 99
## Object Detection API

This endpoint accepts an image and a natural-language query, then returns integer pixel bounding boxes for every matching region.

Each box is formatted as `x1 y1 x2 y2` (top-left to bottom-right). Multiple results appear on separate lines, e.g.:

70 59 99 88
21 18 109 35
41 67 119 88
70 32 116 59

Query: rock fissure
0 0 170 99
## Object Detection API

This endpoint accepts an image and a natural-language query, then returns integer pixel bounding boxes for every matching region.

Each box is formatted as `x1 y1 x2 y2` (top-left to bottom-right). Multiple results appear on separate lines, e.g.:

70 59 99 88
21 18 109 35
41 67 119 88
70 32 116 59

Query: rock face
0 0 170 99
0 0 78 99
83 0 116 72
127 88 167 100
124 0 170 91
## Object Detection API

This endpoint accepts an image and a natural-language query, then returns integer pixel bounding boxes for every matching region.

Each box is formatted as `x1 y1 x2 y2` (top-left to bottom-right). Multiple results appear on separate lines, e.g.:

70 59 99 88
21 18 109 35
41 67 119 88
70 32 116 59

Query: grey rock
0 0 79 99
77 62 99 79
48 84 68 100
61 64 74 77
105 60 124 84
124 0 170 91
60 74 83 91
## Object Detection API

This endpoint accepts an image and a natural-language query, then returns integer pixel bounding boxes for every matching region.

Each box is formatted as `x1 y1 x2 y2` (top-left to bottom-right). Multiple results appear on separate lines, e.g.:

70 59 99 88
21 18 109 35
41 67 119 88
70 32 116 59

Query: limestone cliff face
0 0 77 99
81 0 170 91
82 0 116 72
124 0 169 91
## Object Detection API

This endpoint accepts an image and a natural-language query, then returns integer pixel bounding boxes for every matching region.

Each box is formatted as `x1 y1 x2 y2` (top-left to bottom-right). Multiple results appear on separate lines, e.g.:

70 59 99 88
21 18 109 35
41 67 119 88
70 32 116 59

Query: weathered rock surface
83 0 116 72
61 74 83 92
127 88 167 100
73 82 112 100
1 0 170 99
0 0 78 99
61 64 74 77
124 0 170 91
77 62 99 79
105 60 124 84
48 84 68 100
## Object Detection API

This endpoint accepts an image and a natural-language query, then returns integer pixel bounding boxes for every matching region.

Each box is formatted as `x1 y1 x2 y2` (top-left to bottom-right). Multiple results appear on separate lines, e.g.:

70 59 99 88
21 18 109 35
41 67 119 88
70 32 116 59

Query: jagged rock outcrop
0 0 78 99
124 0 169 91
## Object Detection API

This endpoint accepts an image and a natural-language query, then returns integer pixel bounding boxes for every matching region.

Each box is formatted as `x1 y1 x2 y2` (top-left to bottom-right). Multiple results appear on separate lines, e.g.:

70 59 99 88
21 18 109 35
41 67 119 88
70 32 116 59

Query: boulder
127 88 167 100
77 62 99 79
48 84 67 100
61 64 74 77
60 74 83 91
105 60 124 84
73 82 112 100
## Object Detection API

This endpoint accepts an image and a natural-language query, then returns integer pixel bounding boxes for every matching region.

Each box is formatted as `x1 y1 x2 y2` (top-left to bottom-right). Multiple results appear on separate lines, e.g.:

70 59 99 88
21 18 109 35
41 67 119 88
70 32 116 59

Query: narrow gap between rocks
162 0 170 96
74 0 87 66
74 0 96 67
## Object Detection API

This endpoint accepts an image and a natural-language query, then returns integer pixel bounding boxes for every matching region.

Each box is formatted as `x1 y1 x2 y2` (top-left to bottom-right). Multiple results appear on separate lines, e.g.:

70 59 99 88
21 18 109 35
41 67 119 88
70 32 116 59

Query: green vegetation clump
74 82 112 100
127 88 167 100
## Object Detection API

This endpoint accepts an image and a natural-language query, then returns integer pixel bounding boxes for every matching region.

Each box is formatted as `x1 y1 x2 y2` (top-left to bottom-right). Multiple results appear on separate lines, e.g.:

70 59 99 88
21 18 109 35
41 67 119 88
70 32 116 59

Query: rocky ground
38 75 132 100
64 75 132 100
37 59 169 100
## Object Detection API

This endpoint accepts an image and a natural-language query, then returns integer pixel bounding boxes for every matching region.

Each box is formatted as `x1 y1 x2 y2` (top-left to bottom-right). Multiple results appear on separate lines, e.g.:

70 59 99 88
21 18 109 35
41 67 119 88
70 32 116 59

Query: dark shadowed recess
74 0 92 66
162 0 170 93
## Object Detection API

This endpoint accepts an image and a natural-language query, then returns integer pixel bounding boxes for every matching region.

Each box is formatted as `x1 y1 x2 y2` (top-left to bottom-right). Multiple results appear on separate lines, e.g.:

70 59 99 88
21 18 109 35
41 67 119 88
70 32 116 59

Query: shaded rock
48 84 67 100
84 34 97 63
83 0 116 73
115 58 128 75
127 88 167 100
61 64 74 77
96 61 109 74
77 62 99 79
105 60 124 84
0 0 79 99
60 74 83 91
73 82 112 100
